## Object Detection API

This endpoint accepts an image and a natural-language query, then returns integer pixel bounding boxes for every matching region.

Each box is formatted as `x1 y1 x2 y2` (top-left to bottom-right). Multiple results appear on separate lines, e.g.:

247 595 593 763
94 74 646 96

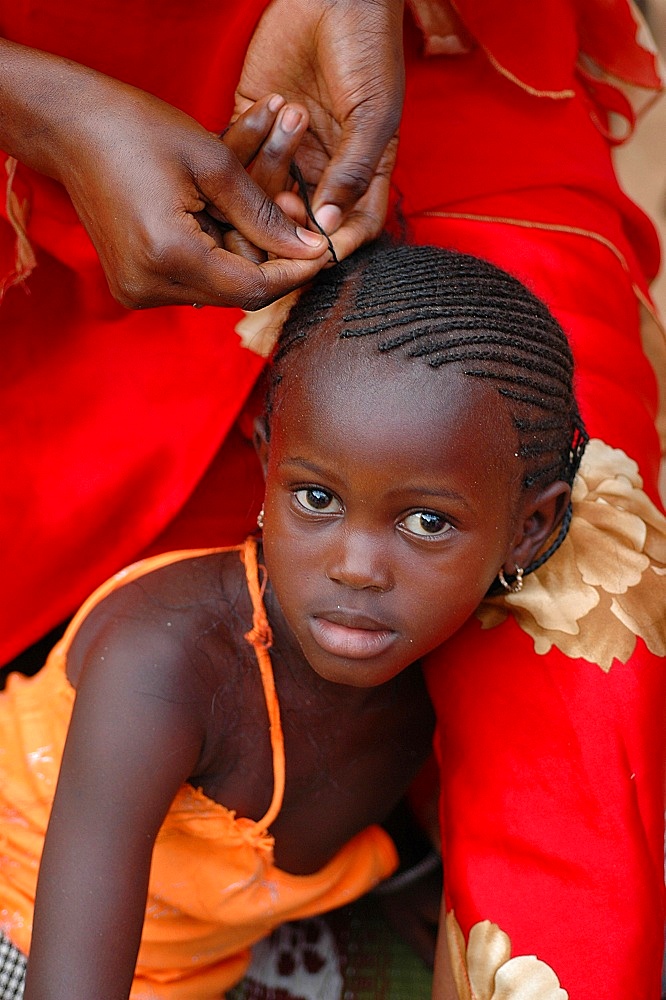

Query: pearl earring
498 566 524 594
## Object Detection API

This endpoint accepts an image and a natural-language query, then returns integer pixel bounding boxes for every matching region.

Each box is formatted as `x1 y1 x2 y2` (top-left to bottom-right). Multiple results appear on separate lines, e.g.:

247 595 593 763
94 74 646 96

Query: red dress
1 3 664 996
0 0 271 664
393 3 666 996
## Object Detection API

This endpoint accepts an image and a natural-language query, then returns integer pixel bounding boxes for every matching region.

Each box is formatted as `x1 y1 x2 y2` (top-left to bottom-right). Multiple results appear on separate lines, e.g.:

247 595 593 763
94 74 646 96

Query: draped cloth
390 3 666 997
0 0 271 664
0 2 664 995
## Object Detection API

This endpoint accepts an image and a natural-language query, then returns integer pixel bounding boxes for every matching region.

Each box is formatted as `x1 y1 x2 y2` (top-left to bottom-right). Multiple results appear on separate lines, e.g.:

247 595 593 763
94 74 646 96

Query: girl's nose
325 529 393 593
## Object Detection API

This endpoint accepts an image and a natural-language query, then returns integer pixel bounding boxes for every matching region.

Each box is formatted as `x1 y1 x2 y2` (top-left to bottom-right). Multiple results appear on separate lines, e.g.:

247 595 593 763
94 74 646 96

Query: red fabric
394 7 665 996
0 0 271 663
411 197 666 995
450 0 663 96
425 620 664 996
395 9 662 289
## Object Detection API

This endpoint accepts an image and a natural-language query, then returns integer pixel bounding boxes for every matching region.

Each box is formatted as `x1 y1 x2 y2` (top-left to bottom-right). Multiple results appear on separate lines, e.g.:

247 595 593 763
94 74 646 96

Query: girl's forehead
274 341 512 452
270 311 517 472
270 347 523 517
277 323 419 389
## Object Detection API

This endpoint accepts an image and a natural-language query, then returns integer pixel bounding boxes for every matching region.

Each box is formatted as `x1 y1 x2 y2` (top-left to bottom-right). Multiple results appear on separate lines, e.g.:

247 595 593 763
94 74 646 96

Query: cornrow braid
268 239 588 582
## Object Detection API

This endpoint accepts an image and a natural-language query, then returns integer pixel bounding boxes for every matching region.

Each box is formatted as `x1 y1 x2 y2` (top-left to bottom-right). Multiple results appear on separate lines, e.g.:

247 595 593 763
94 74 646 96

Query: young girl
0 240 585 1000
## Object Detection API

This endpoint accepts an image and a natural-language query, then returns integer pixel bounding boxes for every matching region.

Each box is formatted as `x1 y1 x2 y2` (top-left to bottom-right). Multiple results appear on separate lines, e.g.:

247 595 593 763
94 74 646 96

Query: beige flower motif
446 912 568 1000
476 439 666 671
234 290 302 358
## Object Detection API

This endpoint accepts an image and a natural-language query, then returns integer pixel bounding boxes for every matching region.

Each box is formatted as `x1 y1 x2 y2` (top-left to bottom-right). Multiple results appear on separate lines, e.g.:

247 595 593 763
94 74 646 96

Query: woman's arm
0 39 329 309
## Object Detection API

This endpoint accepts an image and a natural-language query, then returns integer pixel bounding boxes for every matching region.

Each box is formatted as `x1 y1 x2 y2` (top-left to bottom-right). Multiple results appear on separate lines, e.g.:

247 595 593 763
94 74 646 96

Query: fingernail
268 94 285 113
296 227 326 248
314 204 342 234
280 107 302 133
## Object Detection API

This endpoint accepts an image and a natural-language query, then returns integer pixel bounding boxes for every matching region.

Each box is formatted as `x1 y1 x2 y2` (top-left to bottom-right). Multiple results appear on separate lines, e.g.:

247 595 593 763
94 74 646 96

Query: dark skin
0 40 329 309
0 0 407 308
235 0 406 256
25 296 570 999
26 467 433 997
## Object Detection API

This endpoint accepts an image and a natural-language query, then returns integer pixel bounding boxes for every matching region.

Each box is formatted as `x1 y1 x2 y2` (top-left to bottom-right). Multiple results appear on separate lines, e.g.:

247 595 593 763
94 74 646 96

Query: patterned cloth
229 898 433 1000
0 932 25 1000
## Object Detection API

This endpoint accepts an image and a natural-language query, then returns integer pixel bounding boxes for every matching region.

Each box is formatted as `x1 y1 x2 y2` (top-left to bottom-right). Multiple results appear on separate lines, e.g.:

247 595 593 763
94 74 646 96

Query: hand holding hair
0 40 330 310
235 0 405 261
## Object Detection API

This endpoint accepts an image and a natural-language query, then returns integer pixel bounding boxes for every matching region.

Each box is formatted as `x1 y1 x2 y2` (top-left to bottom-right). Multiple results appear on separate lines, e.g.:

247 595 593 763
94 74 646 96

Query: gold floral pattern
446 912 568 1000
477 439 666 671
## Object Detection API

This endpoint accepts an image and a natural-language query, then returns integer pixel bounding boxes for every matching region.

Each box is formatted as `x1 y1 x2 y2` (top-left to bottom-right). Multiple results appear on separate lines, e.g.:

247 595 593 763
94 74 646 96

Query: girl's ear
253 416 270 477
504 481 571 574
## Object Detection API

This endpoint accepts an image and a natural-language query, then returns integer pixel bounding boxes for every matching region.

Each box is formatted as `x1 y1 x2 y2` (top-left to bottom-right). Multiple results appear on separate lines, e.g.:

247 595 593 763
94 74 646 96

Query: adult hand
0 41 330 310
236 0 406 259
216 96 313 262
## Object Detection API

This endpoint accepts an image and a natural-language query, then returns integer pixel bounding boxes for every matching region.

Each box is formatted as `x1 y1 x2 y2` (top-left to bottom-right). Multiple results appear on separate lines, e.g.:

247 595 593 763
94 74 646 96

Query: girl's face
259 344 526 688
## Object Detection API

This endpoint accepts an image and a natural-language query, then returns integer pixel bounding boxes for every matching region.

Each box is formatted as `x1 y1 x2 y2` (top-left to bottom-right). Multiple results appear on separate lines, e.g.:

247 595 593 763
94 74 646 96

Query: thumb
203 152 328 259
310 107 402 238
312 66 404 233
312 130 400 249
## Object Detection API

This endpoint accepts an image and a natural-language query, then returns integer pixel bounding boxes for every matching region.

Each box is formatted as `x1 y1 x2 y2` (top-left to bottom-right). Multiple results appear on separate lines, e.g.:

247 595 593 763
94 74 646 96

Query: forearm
0 39 109 180
24 844 149 1000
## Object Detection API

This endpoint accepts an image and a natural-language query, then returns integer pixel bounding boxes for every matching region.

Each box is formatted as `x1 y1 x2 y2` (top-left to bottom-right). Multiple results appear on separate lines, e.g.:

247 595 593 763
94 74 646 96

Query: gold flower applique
446 912 568 1000
234 290 302 358
476 438 666 671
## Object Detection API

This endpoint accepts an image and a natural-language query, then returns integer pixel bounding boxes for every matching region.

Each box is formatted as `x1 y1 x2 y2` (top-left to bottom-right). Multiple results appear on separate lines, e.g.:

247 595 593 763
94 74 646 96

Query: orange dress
0 539 397 1000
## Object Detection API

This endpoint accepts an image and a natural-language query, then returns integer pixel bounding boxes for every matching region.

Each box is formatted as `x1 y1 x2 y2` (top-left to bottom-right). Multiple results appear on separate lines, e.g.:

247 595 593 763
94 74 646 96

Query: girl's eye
400 511 452 538
294 487 342 514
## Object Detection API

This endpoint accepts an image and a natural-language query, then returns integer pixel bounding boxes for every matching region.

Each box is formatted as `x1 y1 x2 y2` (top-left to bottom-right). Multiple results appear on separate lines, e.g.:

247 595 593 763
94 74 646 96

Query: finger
193 209 232 248
253 250 331 306
232 94 253 122
274 190 309 228
222 229 267 264
222 93 286 167
311 118 401 234
200 158 328 260
188 243 329 310
126 248 328 311
326 167 392 260
251 103 308 198
193 209 268 266
115 208 329 310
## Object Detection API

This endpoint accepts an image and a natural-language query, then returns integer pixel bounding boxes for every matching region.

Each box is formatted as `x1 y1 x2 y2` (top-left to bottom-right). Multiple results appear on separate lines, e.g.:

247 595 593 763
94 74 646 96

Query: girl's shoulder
65 546 253 694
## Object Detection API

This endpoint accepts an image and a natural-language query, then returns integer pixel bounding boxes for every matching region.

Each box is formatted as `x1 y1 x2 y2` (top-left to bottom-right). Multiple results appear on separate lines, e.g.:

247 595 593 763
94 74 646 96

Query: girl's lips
309 615 398 659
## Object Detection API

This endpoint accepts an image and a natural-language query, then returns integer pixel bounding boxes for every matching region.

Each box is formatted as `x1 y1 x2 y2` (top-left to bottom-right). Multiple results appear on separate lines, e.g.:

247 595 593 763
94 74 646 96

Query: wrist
0 40 87 178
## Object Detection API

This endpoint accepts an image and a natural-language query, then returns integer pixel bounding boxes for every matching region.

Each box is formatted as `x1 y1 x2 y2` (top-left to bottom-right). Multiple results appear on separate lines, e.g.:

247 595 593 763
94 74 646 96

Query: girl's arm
23 611 211 1000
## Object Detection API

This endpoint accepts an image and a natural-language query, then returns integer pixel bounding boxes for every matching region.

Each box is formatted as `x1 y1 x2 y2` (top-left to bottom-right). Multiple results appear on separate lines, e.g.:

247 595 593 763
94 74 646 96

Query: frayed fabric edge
1 156 36 298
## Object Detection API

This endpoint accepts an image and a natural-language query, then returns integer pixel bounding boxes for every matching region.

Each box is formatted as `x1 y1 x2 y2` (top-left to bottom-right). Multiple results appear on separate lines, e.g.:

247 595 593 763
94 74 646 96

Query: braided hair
268 240 587 582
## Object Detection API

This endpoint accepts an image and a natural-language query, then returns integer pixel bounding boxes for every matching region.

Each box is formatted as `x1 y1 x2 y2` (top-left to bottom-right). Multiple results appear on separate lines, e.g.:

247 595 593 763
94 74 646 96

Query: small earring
498 566 524 594
256 506 265 531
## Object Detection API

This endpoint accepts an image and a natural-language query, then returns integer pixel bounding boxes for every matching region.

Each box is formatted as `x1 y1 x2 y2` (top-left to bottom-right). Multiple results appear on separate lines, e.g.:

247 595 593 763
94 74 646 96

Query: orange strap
241 538 286 832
